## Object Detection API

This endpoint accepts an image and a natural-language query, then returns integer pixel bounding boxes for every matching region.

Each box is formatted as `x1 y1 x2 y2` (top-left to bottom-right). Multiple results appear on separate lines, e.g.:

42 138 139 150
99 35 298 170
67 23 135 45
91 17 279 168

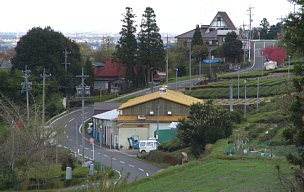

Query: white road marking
128 164 134 167
112 158 117 161
69 138 72 142
104 155 109 157
69 118 75 122
120 161 125 164
85 147 89 150
84 112 89 115
64 130 66 134
138 168 144 172
66 135 69 139
146 173 149 176
64 125 67 128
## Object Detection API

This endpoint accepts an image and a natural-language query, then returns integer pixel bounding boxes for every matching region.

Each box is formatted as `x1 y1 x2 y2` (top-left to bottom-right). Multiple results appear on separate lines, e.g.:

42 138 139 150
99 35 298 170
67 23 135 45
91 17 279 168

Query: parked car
139 139 159 154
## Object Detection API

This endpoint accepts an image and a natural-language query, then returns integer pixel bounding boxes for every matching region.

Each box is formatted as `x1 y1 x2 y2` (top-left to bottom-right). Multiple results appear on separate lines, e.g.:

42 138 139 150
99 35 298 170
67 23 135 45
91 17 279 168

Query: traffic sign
89 137 95 144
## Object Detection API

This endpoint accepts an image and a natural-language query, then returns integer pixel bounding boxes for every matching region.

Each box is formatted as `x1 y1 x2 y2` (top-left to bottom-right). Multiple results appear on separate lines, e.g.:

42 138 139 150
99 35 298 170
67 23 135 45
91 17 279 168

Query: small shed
92 109 119 148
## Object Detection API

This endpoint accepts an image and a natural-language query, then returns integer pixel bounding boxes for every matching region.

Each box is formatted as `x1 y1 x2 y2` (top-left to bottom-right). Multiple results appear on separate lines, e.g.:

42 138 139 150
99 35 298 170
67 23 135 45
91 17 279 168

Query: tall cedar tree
114 7 138 87
138 7 165 86
191 25 208 63
191 25 203 45
11 27 82 95
282 1 304 189
222 31 243 63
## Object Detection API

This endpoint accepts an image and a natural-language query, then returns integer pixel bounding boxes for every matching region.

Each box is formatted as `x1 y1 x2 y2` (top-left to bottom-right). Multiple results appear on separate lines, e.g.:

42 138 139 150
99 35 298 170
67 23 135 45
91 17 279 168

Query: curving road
50 105 161 182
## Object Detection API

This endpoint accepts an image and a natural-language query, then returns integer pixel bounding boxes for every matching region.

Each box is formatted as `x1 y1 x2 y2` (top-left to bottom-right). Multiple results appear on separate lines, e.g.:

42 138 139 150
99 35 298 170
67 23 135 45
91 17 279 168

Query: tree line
114 7 165 87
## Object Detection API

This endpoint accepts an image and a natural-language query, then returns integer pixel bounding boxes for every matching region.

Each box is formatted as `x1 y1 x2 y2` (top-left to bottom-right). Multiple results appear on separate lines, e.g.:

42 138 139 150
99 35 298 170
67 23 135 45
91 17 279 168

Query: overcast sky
1 0 297 34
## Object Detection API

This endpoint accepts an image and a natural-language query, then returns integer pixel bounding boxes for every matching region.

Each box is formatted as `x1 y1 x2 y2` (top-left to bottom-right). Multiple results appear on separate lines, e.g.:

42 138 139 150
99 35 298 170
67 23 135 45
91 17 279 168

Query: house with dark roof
94 59 126 93
176 11 239 50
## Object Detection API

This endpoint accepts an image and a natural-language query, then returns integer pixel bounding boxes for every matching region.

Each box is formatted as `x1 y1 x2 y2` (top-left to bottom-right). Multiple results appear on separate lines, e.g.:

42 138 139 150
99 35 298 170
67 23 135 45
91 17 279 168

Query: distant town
0 32 177 52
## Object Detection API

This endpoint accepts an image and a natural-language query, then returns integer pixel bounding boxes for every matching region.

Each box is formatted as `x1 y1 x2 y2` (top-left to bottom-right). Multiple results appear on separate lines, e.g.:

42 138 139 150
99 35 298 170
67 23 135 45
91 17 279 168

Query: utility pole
244 79 247 118
62 47 71 73
256 77 260 113
62 48 71 110
41 68 51 127
21 65 32 124
247 6 254 62
229 80 233 112
76 68 90 166
188 41 192 90
175 68 178 91
237 66 240 100
288 55 291 78
166 34 169 84
242 23 248 63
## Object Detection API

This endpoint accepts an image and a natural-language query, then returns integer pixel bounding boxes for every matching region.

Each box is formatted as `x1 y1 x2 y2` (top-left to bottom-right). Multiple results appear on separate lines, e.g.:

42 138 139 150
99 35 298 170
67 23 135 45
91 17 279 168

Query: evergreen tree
191 25 208 64
259 18 270 39
282 2 304 189
283 1 304 56
114 7 138 87
177 101 233 158
191 25 203 46
138 7 165 86
222 31 243 63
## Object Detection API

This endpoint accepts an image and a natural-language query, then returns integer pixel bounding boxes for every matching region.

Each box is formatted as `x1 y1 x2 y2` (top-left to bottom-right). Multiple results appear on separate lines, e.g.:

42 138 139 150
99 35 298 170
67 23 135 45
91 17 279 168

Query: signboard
89 137 95 144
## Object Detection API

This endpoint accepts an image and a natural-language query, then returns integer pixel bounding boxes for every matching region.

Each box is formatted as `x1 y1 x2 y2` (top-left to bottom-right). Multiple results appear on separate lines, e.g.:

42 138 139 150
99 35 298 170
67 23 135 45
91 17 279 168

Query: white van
139 140 159 154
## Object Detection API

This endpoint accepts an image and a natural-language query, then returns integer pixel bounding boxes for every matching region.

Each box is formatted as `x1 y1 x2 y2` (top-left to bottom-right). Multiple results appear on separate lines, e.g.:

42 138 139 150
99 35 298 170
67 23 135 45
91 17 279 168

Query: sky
1 0 297 35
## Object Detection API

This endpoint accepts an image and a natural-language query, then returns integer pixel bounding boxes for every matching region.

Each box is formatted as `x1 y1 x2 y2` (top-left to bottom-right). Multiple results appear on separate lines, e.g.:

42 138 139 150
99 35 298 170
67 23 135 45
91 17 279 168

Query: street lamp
237 65 240 100
244 79 247 118
150 67 154 93
256 77 260 113
261 51 264 77
188 41 192 90
288 55 291 78
175 68 178 91
209 50 212 74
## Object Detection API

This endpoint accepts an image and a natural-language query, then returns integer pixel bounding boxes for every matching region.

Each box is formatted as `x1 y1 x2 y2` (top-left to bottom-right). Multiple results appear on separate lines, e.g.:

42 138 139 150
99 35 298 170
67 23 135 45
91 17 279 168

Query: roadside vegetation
126 86 297 191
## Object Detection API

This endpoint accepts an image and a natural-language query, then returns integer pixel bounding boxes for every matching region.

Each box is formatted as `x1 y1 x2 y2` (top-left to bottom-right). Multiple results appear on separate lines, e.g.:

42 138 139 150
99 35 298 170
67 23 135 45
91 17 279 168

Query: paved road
244 40 278 73
50 106 161 182
107 78 202 102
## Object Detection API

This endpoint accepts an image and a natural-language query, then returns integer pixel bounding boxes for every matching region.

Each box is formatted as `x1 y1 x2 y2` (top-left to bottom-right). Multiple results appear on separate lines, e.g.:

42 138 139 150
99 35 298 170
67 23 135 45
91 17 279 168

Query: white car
139 140 159 154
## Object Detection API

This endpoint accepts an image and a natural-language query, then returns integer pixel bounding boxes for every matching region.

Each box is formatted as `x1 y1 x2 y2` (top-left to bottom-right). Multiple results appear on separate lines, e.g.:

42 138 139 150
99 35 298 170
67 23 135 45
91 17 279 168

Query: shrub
61 156 75 171
159 139 184 152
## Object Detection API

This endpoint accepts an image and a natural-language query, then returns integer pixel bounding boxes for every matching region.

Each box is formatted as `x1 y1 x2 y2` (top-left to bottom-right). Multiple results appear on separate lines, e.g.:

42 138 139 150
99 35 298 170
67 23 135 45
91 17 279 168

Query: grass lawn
127 95 297 192
128 139 294 192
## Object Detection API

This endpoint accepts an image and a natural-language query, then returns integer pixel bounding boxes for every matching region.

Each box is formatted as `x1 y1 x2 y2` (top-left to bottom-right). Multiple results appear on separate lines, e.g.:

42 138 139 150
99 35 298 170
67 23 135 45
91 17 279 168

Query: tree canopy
114 7 138 86
260 45 287 64
12 27 82 95
222 31 243 63
138 7 165 85
177 101 233 157
191 25 203 46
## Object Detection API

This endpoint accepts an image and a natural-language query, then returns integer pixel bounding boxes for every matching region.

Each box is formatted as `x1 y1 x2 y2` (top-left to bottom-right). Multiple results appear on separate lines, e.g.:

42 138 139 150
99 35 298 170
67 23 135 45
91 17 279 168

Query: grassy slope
128 139 294 192
127 75 296 191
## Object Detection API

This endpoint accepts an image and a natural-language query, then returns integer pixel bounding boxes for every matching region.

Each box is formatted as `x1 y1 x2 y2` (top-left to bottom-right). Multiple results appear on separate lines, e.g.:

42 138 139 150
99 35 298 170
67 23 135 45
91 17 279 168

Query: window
217 17 221 21
147 142 154 147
